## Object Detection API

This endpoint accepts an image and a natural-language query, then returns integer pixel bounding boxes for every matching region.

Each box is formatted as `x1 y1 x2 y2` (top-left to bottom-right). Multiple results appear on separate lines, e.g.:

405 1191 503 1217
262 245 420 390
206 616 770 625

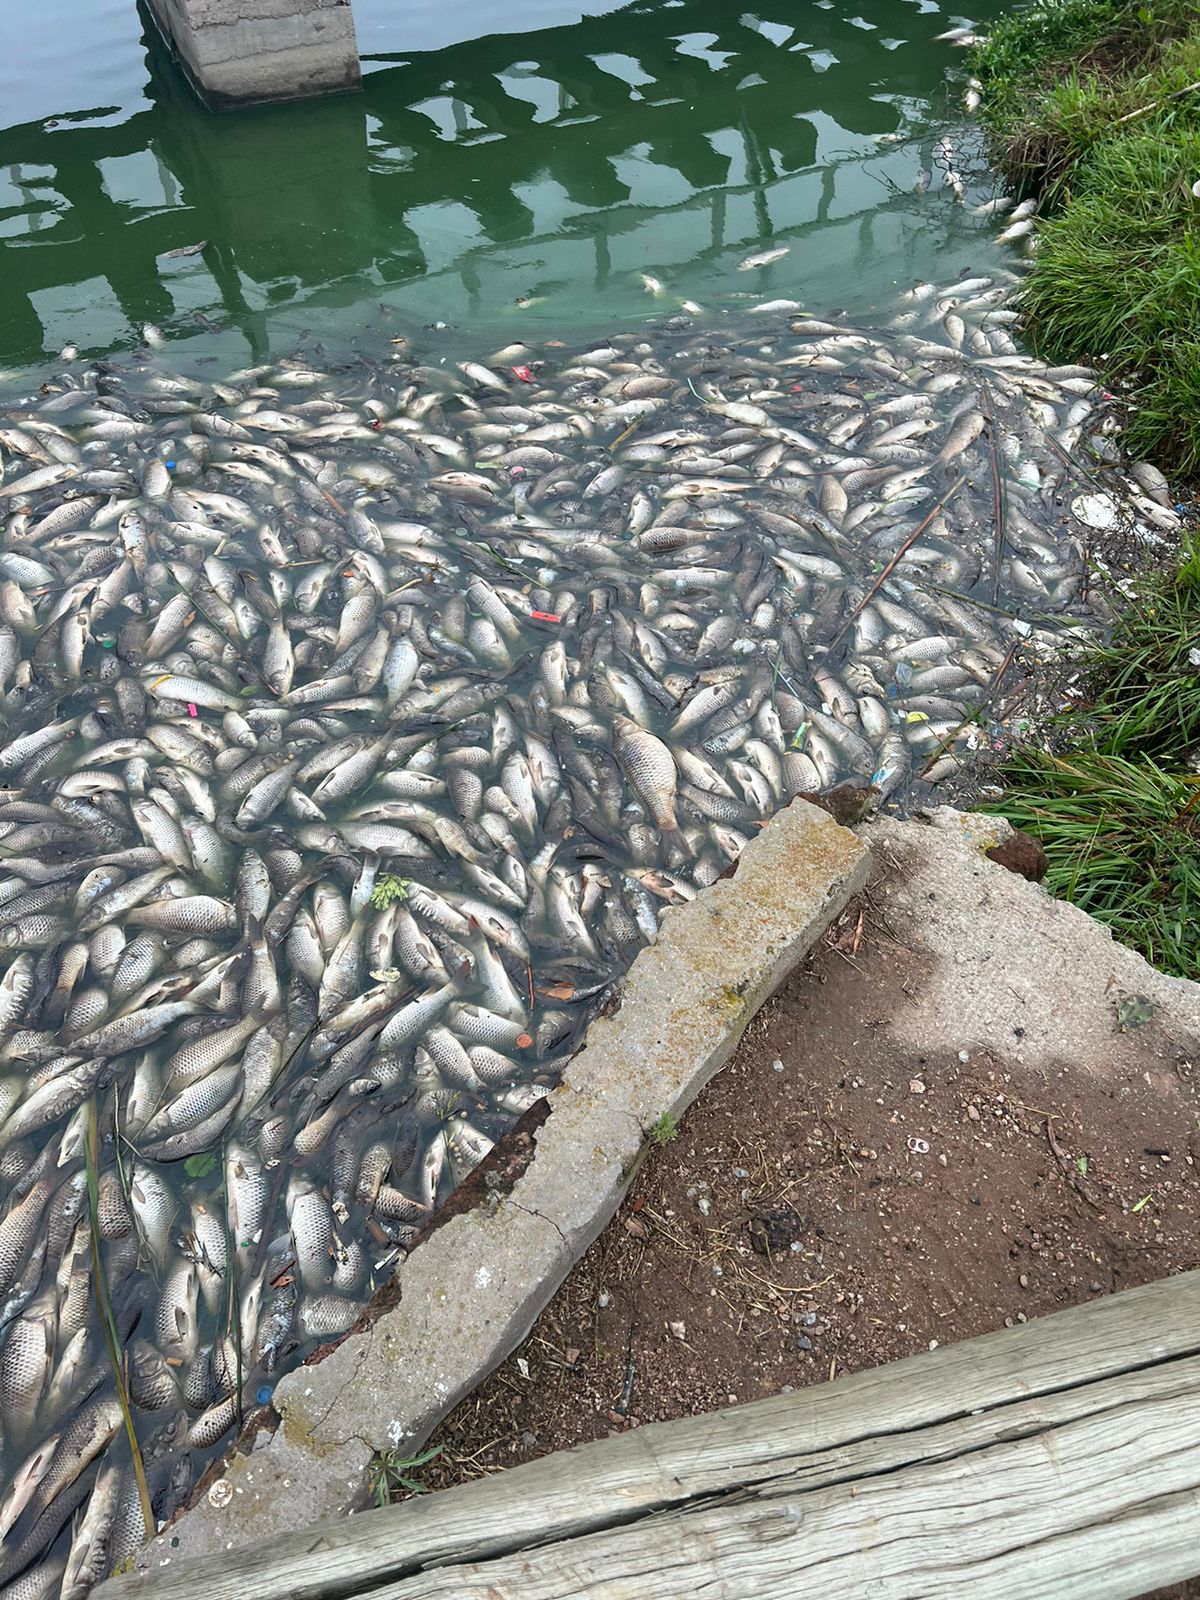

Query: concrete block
145 0 361 107
861 810 1200 1070
133 799 868 1567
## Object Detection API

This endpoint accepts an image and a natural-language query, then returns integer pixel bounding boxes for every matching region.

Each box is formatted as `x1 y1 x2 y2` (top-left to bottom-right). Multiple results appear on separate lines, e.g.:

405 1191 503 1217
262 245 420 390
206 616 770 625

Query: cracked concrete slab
120 798 866 1575
869 807 1200 1069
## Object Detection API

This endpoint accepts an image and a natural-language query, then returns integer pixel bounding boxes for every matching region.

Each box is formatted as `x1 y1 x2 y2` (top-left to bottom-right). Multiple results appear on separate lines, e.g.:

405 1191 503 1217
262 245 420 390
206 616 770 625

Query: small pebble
772 1059 784 1072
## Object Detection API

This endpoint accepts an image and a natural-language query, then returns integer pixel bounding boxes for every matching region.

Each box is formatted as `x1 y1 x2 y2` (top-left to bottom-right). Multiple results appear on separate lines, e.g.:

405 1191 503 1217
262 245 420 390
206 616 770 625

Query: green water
1 0 1011 371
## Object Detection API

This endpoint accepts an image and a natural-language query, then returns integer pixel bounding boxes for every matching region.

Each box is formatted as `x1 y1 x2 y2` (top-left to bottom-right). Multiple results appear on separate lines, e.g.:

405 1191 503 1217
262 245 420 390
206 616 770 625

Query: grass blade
219 1140 244 1428
86 1098 155 1538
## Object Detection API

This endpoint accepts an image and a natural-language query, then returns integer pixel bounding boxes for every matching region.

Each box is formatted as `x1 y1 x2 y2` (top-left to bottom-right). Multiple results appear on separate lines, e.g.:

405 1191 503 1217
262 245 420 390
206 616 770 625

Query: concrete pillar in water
144 0 362 108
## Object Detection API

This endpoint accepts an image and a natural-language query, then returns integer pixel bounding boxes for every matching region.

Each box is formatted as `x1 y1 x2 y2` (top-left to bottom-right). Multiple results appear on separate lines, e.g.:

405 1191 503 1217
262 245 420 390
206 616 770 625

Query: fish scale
0 269 1149 1591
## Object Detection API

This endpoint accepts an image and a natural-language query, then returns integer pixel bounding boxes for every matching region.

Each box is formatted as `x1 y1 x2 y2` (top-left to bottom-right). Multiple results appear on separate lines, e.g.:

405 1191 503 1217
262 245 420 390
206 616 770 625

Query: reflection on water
0 0 1006 368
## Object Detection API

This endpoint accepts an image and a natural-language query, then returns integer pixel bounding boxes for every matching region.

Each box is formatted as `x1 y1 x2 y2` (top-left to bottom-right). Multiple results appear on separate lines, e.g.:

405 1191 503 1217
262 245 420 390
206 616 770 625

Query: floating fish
0 264 1139 1593
737 247 790 271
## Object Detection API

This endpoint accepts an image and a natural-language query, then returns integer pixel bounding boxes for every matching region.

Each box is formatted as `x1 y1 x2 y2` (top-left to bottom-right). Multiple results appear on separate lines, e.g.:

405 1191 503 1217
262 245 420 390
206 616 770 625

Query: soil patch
413 875 1200 1597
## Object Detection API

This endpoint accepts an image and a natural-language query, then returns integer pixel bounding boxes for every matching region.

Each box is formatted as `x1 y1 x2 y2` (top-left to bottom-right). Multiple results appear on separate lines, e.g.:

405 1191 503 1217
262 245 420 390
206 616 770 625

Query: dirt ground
404 882 1200 1596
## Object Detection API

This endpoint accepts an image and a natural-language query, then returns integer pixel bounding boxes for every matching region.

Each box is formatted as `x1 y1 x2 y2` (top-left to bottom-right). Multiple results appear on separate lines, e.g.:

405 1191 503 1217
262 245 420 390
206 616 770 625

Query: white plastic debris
1071 491 1120 530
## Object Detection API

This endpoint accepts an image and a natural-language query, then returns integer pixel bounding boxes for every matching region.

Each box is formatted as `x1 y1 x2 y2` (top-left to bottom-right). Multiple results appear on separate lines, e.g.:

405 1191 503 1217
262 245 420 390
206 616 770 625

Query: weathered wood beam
100 1270 1200 1600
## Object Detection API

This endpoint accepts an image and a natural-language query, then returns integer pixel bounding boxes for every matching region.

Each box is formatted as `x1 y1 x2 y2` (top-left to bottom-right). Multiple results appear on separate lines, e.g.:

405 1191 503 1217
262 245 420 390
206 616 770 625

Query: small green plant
367 1445 442 1507
649 1112 679 1146
370 873 411 910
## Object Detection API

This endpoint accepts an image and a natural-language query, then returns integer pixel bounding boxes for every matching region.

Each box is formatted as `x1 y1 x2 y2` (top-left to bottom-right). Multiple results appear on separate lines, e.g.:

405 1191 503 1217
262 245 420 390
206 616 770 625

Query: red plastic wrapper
529 610 561 623
511 364 535 383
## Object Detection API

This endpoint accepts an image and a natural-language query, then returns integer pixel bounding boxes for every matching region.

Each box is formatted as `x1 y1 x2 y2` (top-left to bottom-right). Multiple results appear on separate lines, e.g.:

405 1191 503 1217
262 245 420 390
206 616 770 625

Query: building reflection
0 0 949 363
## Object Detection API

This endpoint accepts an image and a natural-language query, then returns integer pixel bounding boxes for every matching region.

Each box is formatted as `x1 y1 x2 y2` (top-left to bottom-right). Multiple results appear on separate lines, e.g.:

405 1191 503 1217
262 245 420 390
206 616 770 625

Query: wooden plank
375 1361 1200 1599
100 1270 1200 1600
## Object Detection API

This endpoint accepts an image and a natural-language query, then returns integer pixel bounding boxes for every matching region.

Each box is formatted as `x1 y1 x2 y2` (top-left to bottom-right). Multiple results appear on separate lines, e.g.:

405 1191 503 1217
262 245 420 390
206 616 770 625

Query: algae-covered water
1 0 1010 370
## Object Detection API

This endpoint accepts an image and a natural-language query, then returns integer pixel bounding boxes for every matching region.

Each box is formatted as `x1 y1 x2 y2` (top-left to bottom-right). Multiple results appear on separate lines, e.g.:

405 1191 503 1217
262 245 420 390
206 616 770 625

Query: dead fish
0 262 1112 1590
737 246 790 271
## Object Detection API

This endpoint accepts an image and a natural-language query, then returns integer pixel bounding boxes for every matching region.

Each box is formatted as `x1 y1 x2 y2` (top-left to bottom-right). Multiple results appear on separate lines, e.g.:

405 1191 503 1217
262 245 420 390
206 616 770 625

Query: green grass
994 750 1200 977
1020 125 1200 471
973 3 1200 973
990 537 1200 979
972 0 1200 471
1076 538 1200 760
979 0 1200 152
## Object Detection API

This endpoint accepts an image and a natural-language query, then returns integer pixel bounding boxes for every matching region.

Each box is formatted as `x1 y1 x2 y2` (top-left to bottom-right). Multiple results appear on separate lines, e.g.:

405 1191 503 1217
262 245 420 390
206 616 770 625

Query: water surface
0 0 1009 369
